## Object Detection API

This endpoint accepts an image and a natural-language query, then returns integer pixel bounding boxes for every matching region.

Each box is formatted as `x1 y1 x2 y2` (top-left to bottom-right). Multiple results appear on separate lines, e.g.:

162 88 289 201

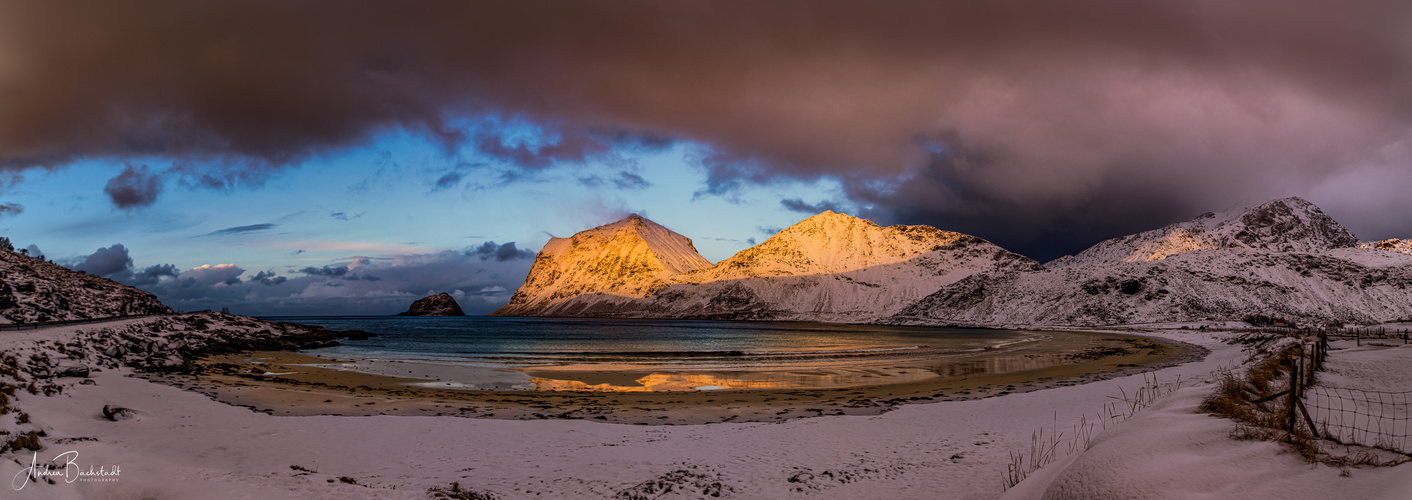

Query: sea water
263 316 1030 367
258 316 1044 390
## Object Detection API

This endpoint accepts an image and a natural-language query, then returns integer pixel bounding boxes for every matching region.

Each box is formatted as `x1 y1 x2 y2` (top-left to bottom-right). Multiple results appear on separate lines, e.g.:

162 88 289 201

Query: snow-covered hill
896 198 1412 328
1360 238 1412 255
495 211 1040 322
894 248 1412 327
0 248 172 323
1046 197 1358 268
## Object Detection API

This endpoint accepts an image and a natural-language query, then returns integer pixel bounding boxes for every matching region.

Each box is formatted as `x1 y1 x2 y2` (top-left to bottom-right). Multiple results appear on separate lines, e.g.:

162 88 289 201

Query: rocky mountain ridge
894 247 1412 327
1360 238 1412 255
494 211 1039 322
494 214 712 316
499 197 1412 328
897 198 1412 328
1046 197 1358 268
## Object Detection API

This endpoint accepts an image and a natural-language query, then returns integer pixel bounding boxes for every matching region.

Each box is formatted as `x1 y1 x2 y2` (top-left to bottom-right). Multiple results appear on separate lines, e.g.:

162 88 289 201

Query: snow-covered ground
1004 338 1412 500
5 319 1401 499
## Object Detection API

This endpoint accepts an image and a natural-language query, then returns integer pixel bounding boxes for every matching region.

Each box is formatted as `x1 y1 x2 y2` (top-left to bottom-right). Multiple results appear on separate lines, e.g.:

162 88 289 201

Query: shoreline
150 330 1206 425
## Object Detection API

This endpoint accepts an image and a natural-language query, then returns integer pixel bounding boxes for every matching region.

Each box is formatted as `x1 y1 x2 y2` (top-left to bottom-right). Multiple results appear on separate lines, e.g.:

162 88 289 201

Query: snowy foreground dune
1 319 1408 499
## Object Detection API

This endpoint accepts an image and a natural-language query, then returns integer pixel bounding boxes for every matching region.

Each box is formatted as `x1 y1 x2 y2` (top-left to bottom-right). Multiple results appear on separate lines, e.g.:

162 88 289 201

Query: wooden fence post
1306 343 1315 386
1288 360 1300 433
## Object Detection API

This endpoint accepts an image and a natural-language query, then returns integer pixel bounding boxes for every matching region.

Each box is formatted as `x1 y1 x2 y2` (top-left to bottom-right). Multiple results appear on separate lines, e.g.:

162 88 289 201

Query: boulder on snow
53 363 90 378
101 405 137 421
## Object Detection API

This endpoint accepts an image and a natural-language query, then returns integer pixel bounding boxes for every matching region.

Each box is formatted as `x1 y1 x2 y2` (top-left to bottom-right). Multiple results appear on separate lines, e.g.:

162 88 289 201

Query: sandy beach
163 330 1194 425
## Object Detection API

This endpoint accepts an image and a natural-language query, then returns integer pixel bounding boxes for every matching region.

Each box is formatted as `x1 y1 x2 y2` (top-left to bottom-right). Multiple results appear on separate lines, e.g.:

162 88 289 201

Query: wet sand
145 331 1205 425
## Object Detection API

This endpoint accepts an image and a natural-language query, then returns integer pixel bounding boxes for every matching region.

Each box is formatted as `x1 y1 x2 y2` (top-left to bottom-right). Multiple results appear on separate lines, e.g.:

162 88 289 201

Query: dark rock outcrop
102 405 138 421
397 292 466 316
0 248 173 324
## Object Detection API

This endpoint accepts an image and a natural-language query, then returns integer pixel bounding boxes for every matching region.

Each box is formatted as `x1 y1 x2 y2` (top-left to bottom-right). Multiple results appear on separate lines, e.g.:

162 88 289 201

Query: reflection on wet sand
930 353 1072 379
521 340 1143 392
527 367 937 392
179 333 1190 425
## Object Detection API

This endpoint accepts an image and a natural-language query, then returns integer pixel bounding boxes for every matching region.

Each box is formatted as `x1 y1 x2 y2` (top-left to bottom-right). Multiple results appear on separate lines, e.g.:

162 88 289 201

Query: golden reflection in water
529 367 937 392
526 351 1091 392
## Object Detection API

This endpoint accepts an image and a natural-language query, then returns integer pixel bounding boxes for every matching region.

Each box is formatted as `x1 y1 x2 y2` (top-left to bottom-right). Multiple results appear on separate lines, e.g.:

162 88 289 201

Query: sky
2 1 1412 315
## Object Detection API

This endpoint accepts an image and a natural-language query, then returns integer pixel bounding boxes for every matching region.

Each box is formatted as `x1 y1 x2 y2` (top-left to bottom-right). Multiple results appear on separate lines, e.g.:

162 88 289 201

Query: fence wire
1304 385 1411 455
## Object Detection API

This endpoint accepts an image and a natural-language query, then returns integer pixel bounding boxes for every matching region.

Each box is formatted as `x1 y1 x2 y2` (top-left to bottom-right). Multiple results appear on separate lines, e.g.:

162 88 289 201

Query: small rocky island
396 292 466 316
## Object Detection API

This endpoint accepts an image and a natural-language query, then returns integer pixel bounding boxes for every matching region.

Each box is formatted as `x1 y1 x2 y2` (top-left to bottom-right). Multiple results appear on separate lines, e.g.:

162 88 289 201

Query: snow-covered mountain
500 197 1411 328
494 211 1040 322
0 248 172 323
1046 197 1358 268
1360 238 1412 255
893 248 1412 327
895 197 1412 327
492 214 713 316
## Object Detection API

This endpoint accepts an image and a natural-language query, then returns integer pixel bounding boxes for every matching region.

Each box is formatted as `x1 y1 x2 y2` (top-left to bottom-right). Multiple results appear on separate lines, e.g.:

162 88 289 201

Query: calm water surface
264 316 1032 367
259 316 1047 391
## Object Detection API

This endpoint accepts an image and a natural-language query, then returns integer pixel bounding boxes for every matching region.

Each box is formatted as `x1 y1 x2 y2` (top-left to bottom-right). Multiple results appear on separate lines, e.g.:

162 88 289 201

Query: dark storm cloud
248 270 287 286
57 245 524 315
780 198 843 215
5 2 1412 253
64 244 179 287
578 171 651 190
207 223 277 235
129 263 179 287
613 172 650 190
471 127 611 170
434 172 462 190
151 251 531 316
103 165 163 209
69 244 133 278
468 241 536 261
297 265 349 277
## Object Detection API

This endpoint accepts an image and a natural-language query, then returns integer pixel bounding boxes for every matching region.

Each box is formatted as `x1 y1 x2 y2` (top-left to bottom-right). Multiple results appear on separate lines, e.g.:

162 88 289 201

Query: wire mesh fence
1304 385 1412 455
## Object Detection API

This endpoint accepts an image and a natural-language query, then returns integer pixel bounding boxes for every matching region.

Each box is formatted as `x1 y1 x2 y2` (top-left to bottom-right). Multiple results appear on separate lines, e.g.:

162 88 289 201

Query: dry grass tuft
429 482 500 500
1002 372 1183 490
1200 336 1409 468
